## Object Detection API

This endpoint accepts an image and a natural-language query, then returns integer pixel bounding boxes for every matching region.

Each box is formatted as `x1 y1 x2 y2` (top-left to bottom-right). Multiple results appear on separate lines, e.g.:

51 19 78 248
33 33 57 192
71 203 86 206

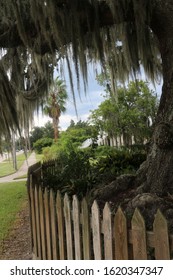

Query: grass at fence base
0 181 27 245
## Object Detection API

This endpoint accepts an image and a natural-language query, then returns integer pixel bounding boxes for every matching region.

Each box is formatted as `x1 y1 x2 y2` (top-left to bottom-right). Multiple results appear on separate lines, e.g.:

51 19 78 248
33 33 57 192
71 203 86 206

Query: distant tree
90 80 159 146
42 121 98 160
42 121 54 139
44 77 68 141
30 127 44 148
33 137 53 154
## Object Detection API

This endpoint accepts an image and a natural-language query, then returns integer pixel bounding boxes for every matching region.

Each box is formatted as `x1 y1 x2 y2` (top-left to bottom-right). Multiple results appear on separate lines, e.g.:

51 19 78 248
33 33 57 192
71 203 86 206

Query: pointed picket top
114 207 128 260
103 202 113 259
73 195 80 211
153 209 168 228
64 193 70 216
56 191 62 209
103 202 111 217
115 207 126 226
132 208 145 229
72 195 81 260
153 209 170 260
91 200 102 259
92 199 99 211
131 208 147 259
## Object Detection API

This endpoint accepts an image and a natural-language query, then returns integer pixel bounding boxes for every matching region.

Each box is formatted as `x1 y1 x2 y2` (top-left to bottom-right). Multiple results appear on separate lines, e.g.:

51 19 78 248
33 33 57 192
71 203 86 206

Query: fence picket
35 186 42 259
30 185 38 259
81 198 91 260
39 188 46 260
153 209 170 259
50 189 58 259
103 202 113 259
44 189 52 260
92 200 102 260
64 193 73 259
114 207 128 260
132 208 147 259
56 191 65 260
28 161 173 261
73 195 82 259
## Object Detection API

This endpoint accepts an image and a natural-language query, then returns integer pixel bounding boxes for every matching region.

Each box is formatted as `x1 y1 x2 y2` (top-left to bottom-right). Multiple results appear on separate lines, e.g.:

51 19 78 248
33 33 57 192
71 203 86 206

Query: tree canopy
1 1 173 197
0 0 165 138
90 80 159 145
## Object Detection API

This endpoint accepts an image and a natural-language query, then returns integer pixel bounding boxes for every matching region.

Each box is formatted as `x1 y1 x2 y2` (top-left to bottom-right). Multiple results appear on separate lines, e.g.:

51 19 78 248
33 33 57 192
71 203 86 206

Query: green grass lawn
0 152 31 177
0 181 27 243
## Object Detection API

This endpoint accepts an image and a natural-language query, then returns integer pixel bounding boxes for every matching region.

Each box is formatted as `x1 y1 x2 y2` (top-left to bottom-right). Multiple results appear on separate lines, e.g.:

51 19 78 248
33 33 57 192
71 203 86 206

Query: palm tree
44 78 68 141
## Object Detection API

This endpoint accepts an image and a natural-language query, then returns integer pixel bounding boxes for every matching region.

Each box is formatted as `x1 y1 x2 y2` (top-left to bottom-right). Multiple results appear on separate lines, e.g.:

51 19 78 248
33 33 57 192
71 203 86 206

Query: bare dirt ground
0 200 32 260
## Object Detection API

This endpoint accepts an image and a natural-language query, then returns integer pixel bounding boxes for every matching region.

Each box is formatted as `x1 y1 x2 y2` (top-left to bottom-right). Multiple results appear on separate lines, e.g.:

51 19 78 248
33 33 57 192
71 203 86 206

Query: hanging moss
0 0 162 140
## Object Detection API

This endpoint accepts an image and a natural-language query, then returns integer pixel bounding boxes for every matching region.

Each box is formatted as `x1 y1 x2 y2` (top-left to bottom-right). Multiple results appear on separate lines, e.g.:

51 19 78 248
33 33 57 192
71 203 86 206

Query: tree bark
141 3 173 196
53 118 59 142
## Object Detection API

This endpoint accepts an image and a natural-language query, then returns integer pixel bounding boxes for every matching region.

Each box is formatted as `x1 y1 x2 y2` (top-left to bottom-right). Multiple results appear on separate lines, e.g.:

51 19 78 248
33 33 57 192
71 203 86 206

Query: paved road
0 152 37 183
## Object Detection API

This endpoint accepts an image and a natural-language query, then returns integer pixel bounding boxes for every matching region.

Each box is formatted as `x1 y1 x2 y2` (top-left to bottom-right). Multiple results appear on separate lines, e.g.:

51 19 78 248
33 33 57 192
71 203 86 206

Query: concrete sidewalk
0 152 37 183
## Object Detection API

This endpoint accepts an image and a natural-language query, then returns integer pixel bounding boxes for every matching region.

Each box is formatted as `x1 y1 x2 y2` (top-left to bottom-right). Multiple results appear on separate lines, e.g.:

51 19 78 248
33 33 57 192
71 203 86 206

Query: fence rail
27 165 173 260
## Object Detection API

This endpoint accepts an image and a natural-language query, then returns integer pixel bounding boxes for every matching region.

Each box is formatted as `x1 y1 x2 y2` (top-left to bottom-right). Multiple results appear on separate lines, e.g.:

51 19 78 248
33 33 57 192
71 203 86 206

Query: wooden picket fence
27 169 173 259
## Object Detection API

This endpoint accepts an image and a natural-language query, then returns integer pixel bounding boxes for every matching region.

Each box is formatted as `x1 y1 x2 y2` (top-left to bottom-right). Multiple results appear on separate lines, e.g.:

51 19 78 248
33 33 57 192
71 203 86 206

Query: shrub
33 137 53 154
42 147 95 198
42 145 146 199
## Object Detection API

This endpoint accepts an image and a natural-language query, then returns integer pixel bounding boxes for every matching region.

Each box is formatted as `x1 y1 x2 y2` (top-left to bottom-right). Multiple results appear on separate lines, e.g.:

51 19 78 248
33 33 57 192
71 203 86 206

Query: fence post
64 193 73 260
132 208 147 260
44 188 52 260
35 185 42 259
91 200 102 260
56 191 65 260
153 209 170 260
50 189 58 260
39 187 46 260
103 202 113 259
81 198 91 260
114 207 128 260
29 176 38 259
73 195 82 260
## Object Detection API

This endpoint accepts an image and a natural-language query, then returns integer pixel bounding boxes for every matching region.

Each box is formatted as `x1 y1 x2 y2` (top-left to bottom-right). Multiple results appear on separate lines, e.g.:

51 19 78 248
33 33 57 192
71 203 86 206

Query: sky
33 64 163 131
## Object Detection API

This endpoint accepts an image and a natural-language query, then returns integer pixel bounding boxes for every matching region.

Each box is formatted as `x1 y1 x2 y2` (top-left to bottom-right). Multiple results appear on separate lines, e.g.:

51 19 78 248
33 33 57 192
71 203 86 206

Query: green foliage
43 147 95 199
94 146 146 177
30 121 54 147
42 121 54 139
42 120 98 160
42 145 146 199
33 137 53 154
90 80 159 145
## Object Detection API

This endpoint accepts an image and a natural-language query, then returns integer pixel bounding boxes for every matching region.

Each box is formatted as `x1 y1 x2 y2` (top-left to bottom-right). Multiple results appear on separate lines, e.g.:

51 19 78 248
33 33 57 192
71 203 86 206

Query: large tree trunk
138 2 173 196
145 38 173 196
